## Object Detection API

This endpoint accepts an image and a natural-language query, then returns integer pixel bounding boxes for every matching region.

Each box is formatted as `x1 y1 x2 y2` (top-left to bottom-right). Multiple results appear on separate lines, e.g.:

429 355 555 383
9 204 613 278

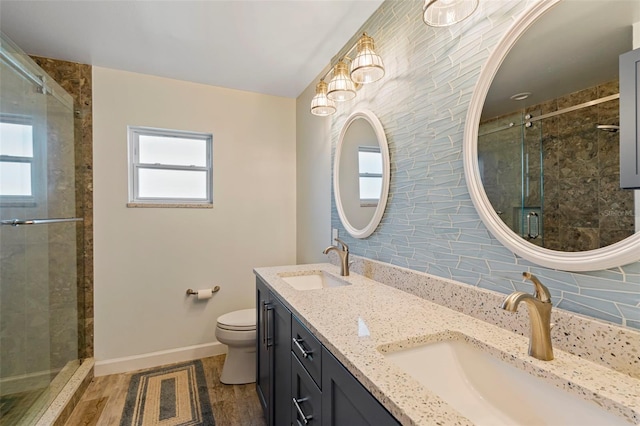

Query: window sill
126 202 213 209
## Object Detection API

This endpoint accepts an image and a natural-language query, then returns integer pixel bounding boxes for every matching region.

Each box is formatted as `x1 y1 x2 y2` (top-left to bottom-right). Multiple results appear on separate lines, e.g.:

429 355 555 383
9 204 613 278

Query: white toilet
215 308 256 384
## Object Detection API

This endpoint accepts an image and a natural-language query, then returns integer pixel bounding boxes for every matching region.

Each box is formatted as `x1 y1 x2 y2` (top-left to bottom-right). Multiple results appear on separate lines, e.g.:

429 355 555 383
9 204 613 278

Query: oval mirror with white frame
464 0 640 271
334 110 390 238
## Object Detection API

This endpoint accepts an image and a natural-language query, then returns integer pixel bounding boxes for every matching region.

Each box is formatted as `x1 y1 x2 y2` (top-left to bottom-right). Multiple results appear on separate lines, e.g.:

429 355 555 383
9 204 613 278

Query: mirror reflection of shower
596 124 620 133
478 80 635 252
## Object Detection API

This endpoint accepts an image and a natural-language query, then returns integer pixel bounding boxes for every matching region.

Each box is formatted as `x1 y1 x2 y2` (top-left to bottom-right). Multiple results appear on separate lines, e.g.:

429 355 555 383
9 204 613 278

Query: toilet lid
217 308 256 330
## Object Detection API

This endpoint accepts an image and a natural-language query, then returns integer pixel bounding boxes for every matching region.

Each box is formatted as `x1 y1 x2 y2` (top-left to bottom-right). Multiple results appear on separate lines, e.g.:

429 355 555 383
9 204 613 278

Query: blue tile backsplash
329 0 640 330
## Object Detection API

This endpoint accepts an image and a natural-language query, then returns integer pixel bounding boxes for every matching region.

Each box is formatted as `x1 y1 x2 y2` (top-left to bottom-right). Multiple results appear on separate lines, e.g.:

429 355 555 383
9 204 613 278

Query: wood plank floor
0 388 46 426
64 355 267 426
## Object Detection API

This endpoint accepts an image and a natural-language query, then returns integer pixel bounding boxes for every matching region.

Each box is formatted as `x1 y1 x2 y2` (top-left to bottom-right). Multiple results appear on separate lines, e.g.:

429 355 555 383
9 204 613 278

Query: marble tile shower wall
329 0 640 330
31 56 94 359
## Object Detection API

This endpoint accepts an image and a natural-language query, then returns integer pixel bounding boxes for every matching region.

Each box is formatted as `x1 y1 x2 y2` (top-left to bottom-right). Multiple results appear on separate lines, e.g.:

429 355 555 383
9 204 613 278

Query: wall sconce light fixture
310 80 337 116
350 33 385 84
423 0 479 27
327 60 357 102
311 33 385 117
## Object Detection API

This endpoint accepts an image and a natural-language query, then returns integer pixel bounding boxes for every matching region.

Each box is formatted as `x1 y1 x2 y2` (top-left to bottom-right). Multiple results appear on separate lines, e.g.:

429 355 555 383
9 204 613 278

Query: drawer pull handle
293 397 312 424
293 337 312 359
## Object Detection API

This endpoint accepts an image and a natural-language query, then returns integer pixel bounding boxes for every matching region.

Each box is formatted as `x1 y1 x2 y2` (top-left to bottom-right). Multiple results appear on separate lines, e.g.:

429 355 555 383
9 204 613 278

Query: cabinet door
620 46 640 189
271 294 292 426
321 348 399 426
256 277 271 422
292 353 322 426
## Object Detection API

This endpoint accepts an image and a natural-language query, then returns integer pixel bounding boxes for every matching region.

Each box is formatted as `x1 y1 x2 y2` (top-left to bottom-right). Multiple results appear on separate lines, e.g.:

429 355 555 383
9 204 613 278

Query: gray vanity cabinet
321 348 400 426
256 277 291 426
256 276 399 426
620 46 640 189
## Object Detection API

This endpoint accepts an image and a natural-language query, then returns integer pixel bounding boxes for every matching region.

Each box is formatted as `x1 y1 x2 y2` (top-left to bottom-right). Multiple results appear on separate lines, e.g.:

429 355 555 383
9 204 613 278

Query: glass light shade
310 81 336 116
350 34 385 84
327 61 357 102
423 0 479 27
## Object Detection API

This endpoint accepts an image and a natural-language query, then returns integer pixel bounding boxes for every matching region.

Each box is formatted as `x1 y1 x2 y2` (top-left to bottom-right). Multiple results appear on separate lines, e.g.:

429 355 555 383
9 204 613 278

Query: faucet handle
334 237 349 252
522 272 551 303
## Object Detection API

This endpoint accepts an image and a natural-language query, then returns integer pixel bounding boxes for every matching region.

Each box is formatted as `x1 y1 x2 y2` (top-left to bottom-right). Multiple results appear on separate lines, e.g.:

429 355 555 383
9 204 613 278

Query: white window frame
128 126 213 206
0 114 38 206
358 145 382 207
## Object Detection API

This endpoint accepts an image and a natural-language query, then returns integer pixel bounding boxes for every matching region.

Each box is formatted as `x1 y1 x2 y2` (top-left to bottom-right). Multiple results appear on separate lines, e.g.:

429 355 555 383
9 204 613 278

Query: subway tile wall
329 0 640 330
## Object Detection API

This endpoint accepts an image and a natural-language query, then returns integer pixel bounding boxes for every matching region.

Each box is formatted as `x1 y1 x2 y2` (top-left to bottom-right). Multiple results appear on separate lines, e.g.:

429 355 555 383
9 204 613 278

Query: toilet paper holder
186 286 220 296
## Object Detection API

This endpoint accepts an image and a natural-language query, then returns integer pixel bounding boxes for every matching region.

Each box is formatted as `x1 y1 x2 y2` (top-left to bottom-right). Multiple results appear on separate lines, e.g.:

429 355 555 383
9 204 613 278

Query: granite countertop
254 263 640 426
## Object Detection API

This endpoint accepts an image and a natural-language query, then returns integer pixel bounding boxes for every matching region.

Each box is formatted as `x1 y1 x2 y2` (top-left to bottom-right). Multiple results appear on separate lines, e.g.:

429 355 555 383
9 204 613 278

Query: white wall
93 67 296 373
295 70 333 264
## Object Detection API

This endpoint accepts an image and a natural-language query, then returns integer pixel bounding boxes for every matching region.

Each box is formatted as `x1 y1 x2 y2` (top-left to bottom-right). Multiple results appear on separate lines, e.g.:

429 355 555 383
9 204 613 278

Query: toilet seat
217 308 255 331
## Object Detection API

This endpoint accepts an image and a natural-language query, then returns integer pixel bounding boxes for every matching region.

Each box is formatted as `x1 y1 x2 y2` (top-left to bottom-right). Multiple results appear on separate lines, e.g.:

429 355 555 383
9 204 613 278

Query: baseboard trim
0 368 61 396
94 342 226 377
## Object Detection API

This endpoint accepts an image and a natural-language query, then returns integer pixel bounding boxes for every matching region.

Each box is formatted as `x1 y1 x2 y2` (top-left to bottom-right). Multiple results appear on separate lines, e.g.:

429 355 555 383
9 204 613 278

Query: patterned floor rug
119 360 215 426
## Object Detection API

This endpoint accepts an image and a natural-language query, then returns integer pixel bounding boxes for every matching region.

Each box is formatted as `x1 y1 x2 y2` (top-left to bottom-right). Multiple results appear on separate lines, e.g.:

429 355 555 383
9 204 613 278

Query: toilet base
220 346 256 385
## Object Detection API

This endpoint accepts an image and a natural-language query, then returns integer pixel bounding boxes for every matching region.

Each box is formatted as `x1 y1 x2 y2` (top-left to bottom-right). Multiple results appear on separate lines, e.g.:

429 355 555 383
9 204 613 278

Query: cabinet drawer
292 354 322 426
292 317 322 388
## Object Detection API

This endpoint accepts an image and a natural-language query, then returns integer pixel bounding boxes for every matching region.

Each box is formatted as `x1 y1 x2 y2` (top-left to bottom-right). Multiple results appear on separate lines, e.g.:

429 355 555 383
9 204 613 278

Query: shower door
478 110 545 247
0 33 81 425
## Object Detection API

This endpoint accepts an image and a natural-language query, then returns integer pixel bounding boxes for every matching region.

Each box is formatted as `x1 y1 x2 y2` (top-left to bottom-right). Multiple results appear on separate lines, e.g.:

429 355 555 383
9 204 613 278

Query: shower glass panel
479 109 545 247
0 33 81 425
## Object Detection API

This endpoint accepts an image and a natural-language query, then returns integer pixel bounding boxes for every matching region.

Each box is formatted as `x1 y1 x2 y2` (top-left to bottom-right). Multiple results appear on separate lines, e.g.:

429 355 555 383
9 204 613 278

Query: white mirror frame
463 0 640 272
334 110 390 239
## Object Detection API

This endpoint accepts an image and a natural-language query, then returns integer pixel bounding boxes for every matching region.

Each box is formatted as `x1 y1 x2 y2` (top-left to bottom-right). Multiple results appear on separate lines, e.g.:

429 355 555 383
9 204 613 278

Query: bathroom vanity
254 263 640 426
256 275 399 425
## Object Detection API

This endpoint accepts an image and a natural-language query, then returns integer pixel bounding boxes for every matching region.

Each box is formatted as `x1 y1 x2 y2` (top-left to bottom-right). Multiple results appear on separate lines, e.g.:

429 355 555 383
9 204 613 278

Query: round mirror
464 0 640 271
334 110 390 238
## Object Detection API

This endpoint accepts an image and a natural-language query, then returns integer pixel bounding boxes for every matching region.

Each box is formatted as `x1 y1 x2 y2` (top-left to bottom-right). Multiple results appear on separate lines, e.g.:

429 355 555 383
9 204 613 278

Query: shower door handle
1 217 83 226
526 212 539 239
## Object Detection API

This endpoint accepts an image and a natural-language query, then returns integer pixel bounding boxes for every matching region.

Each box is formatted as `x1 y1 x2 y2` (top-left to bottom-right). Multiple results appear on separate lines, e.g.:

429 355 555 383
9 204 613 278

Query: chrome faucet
323 238 350 276
501 272 554 361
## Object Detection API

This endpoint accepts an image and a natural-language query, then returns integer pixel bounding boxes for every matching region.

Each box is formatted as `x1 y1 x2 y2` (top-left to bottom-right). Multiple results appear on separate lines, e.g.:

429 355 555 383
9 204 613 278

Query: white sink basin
278 271 350 291
383 339 629 426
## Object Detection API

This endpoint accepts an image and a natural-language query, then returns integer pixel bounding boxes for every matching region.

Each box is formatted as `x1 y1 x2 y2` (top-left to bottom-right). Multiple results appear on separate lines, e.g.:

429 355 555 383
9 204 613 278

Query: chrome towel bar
1 217 84 226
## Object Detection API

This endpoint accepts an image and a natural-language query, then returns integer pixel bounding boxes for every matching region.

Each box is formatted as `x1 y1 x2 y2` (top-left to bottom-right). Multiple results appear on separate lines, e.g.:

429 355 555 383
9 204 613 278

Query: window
0 115 35 203
128 126 213 206
358 146 382 207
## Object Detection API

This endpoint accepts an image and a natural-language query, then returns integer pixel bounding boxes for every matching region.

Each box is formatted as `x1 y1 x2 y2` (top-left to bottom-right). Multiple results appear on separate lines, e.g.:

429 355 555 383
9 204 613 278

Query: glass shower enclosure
0 33 83 425
478 109 544 247
478 82 635 252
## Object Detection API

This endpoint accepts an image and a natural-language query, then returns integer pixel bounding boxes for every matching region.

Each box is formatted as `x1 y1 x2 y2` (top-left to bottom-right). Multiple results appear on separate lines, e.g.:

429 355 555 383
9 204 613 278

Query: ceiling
482 0 640 120
4 1 638 110
0 0 384 99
